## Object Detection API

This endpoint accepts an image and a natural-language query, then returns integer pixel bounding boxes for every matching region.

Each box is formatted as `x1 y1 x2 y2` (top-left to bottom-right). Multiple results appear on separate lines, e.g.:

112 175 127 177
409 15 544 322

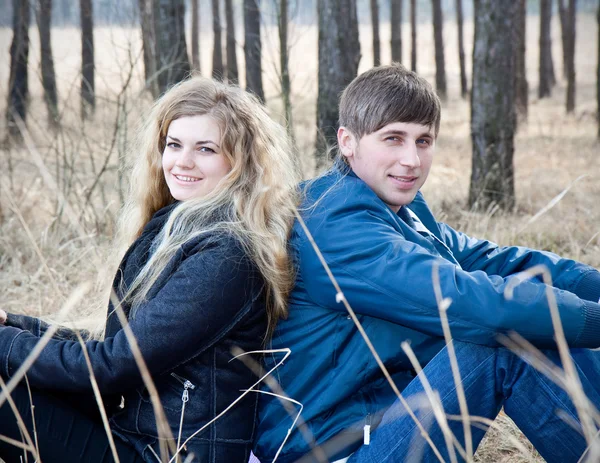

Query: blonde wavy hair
110 77 298 339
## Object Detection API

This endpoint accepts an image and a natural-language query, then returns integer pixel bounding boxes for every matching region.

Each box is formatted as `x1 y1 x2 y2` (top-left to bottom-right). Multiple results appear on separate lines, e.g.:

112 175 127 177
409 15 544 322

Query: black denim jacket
1 203 267 462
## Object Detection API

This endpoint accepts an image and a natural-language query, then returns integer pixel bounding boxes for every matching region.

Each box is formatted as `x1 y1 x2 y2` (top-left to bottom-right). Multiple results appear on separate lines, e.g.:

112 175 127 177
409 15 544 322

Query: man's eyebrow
379 129 408 137
378 129 434 138
166 135 220 148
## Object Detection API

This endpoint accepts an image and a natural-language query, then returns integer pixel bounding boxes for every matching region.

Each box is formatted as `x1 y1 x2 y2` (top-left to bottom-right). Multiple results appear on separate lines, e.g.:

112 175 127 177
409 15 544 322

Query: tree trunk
597 0 599 139
558 0 568 79
469 0 518 211
225 0 238 83
316 0 361 168
456 0 467 97
191 0 200 72
80 0 95 117
410 0 416 72
565 0 576 113
6 0 30 138
279 0 293 137
431 0 446 100
370 0 380 66
515 0 528 121
244 0 264 102
539 0 554 98
390 0 402 63
154 0 190 96
138 0 159 96
211 0 224 79
36 0 58 127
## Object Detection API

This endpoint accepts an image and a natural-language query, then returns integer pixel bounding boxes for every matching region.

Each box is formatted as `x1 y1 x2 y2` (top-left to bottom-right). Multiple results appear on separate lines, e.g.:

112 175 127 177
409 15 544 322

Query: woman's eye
198 146 215 153
166 142 180 149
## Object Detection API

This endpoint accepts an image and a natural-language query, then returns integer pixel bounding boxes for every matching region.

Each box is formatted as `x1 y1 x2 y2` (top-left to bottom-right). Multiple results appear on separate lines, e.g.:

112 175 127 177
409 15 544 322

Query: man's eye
417 139 431 146
385 136 400 142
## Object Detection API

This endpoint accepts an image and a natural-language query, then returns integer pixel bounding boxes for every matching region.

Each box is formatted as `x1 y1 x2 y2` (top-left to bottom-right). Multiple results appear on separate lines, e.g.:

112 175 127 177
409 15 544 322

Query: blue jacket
254 164 600 462
1 203 267 462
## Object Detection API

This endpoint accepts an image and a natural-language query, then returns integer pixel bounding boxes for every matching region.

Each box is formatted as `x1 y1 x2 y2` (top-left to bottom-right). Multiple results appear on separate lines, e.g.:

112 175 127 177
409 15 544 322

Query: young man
254 64 600 463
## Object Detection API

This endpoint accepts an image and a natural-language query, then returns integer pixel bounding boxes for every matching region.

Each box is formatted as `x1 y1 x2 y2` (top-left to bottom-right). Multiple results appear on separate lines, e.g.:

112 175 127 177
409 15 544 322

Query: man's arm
298 191 600 349
438 222 600 303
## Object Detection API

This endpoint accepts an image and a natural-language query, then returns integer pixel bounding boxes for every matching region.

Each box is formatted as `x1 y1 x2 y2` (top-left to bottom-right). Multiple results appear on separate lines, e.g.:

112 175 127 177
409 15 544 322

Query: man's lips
388 174 418 189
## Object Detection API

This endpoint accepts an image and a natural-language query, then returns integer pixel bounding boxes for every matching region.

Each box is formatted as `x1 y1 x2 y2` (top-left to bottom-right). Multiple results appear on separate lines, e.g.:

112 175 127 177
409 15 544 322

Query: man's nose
398 143 421 168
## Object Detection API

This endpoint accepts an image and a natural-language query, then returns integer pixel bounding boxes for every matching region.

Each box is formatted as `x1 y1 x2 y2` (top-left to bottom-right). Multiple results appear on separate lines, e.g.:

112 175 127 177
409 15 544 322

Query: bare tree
469 0 518 211
154 0 190 95
138 0 158 95
191 0 200 72
225 0 238 83
431 0 447 100
212 0 224 79
244 0 264 102
6 0 30 138
36 0 58 126
316 0 361 168
558 0 568 78
80 0 95 117
370 0 381 66
390 0 402 63
515 0 528 120
410 0 416 72
539 0 554 98
456 0 467 97
278 0 292 136
565 0 577 113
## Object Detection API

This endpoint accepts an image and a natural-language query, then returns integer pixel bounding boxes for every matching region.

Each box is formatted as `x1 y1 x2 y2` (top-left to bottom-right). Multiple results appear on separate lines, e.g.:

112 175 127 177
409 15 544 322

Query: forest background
1 0 600 461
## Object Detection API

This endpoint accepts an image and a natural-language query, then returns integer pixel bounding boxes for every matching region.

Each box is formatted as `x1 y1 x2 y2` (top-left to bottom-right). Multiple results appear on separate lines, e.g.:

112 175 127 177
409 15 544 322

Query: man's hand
0 309 6 325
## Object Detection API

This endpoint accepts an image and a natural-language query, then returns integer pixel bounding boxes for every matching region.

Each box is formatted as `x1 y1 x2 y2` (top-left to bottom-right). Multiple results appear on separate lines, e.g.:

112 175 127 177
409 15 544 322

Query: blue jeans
349 342 600 463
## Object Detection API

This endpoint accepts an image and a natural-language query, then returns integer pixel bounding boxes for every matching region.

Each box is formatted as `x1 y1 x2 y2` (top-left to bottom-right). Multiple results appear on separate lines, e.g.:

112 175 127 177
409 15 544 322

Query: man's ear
337 127 356 160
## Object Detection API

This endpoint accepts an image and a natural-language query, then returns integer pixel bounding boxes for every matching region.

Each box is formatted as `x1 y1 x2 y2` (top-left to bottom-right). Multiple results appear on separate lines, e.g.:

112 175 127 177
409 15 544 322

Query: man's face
338 121 435 212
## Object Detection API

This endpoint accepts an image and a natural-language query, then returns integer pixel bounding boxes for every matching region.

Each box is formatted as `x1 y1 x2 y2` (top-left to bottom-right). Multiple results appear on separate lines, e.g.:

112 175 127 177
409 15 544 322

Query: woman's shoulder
182 229 250 263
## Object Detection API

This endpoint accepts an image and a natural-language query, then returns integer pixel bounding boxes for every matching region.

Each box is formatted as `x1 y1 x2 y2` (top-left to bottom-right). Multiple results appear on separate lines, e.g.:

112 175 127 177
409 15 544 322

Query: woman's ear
337 127 356 160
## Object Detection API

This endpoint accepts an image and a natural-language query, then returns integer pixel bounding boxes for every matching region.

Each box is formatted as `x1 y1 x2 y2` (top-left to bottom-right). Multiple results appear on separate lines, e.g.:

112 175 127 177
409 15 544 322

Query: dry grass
0 11 599 462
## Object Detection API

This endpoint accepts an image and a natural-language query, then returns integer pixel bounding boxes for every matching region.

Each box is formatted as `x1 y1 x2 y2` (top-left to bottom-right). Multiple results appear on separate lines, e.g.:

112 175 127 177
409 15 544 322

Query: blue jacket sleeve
0 238 262 392
438 222 600 303
298 192 600 349
5 313 89 341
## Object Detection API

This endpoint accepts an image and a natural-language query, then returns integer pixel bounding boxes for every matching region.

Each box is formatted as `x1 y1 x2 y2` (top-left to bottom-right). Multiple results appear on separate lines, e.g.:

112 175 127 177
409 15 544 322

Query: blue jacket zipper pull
181 380 196 403
182 380 194 403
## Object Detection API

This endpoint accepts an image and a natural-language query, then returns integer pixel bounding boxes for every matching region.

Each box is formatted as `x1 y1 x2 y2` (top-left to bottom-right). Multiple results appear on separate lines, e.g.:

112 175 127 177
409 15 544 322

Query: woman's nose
175 148 195 168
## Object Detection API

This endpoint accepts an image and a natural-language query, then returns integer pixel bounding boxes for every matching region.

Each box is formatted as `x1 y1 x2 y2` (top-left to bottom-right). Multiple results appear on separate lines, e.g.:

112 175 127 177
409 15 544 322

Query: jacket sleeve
0 238 262 392
298 194 600 349
438 222 600 303
5 313 89 341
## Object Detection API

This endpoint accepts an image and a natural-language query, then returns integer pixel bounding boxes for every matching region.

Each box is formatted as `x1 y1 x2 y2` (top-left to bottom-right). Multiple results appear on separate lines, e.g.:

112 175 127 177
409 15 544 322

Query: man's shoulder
299 167 388 217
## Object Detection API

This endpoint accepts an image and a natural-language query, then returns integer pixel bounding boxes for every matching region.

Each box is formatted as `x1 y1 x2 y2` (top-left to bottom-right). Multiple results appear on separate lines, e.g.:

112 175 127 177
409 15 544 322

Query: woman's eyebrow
166 135 220 148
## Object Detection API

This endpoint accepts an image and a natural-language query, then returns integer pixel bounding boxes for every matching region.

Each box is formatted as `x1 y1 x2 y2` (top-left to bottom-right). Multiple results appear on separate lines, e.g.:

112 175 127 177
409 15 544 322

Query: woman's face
162 115 232 201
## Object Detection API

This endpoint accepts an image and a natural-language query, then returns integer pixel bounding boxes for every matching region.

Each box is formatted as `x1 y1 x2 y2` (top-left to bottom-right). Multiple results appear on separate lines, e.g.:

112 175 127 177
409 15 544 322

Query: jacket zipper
170 372 196 457
170 372 196 393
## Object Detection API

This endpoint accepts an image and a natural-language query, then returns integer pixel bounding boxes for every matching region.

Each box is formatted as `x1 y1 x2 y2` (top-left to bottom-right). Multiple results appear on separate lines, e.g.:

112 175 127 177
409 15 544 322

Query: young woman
0 77 298 462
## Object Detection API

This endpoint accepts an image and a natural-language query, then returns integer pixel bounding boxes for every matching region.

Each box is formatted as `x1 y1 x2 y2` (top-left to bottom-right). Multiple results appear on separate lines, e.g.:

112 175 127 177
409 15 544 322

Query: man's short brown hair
339 63 441 139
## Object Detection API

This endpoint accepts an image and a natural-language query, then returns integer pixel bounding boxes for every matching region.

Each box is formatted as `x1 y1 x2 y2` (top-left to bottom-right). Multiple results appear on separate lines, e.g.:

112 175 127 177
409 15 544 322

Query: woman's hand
0 309 7 325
